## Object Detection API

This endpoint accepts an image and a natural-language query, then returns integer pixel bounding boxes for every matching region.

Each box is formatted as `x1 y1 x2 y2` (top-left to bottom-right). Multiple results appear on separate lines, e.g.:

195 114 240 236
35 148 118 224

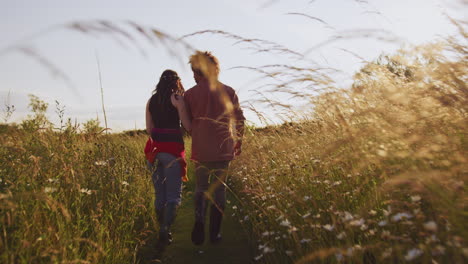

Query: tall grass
1 5 467 264
228 31 467 263
0 119 156 263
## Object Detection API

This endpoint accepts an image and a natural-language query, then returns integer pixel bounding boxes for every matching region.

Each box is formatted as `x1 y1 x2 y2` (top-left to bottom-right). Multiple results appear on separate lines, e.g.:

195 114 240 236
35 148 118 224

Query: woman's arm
145 99 154 135
171 94 192 132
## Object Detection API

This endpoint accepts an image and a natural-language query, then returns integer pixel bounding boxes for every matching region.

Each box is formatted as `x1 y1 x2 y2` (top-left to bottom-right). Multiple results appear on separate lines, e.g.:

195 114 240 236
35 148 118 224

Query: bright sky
0 0 465 131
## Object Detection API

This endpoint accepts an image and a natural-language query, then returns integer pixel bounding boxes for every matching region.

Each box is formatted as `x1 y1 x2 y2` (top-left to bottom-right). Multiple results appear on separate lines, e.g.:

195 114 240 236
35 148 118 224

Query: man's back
185 81 244 162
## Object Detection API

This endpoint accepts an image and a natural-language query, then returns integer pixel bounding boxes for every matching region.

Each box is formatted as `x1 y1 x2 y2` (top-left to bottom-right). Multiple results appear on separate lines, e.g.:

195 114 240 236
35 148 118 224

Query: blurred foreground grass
1 28 467 264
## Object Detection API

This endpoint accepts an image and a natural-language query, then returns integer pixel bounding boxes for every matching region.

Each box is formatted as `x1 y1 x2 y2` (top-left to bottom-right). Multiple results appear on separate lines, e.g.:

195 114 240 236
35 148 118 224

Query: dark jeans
194 161 230 223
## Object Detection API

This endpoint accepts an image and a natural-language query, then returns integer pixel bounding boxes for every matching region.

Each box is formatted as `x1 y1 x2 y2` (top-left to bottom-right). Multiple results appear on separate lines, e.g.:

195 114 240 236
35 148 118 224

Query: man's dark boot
160 202 178 245
191 192 207 245
209 204 224 243
156 208 164 224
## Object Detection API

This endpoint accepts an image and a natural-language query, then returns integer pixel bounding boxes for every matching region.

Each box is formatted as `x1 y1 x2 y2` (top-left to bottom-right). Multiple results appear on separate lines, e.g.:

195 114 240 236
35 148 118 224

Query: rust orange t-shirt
184 81 245 162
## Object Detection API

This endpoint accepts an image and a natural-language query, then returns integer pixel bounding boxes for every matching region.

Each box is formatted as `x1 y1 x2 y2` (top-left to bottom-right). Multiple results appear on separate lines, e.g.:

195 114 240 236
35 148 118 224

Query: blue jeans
148 153 182 211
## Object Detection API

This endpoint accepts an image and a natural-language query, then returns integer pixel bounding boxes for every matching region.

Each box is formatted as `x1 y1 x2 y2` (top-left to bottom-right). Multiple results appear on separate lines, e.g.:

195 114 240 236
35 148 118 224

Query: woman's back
148 94 180 129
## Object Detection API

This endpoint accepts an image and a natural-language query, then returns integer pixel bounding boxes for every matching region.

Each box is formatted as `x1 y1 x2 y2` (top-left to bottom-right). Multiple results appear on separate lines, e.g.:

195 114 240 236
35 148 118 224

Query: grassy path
138 185 254 264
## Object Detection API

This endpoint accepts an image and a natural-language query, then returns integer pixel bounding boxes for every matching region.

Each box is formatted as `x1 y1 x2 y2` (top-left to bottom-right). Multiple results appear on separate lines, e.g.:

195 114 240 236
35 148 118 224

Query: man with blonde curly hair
171 51 245 245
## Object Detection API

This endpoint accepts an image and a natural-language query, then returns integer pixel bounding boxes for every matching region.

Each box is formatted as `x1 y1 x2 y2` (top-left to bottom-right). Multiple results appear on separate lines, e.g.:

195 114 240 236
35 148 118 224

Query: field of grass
228 40 467 263
1 17 467 264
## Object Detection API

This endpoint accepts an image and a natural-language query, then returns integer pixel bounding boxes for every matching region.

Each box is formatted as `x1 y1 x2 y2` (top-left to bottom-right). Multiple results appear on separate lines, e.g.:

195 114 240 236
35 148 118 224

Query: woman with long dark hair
145 69 189 245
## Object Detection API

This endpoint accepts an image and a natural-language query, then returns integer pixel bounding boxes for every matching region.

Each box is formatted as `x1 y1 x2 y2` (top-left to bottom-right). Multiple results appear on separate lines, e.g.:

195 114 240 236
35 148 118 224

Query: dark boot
191 192 207 245
209 204 224 243
159 202 178 245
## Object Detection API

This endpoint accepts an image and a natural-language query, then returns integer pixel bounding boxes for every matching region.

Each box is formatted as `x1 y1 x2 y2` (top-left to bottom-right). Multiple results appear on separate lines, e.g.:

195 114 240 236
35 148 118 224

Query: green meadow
1 20 467 264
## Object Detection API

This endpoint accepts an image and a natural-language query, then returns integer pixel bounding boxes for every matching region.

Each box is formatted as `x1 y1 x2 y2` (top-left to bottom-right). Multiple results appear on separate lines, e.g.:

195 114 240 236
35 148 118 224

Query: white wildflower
337 232 346 240
121 181 129 186
300 238 311 243
383 206 392 217
44 187 57 193
47 178 59 183
80 188 92 195
333 181 342 186
263 247 275 254
232 205 238 210
382 210 390 217
94 160 108 166
289 226 298 233
280 219 291 227
343 211 354 221
378 220 388 226
377 149 387 157
410 195 421 202
323 224 334 231
423 221 437 232
391 212 413 222
404 248 423 261
360 224 368 231
349 218 365 227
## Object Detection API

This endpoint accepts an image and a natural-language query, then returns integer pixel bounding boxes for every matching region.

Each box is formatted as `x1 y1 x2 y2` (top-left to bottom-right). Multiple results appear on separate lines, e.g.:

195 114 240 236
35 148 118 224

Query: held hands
171 93 185 109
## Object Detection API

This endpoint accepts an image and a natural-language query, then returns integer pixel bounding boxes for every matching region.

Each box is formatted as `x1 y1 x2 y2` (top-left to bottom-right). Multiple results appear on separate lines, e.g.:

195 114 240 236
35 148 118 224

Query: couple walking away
145 51 246 246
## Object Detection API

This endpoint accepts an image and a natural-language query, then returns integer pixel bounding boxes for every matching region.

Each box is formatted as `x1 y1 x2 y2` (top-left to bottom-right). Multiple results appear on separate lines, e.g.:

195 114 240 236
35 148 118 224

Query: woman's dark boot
159 202 178 245
156 208 165 226
209 204 224 243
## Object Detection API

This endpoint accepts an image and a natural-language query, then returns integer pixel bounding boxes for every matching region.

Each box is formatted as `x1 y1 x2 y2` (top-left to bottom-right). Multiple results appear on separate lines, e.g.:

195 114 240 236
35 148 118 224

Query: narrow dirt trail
161 190 254 264
137 183 254 264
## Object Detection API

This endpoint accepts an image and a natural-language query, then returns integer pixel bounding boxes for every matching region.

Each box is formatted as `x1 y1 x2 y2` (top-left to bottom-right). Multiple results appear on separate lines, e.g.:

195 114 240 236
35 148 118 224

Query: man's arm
232 92 245 156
